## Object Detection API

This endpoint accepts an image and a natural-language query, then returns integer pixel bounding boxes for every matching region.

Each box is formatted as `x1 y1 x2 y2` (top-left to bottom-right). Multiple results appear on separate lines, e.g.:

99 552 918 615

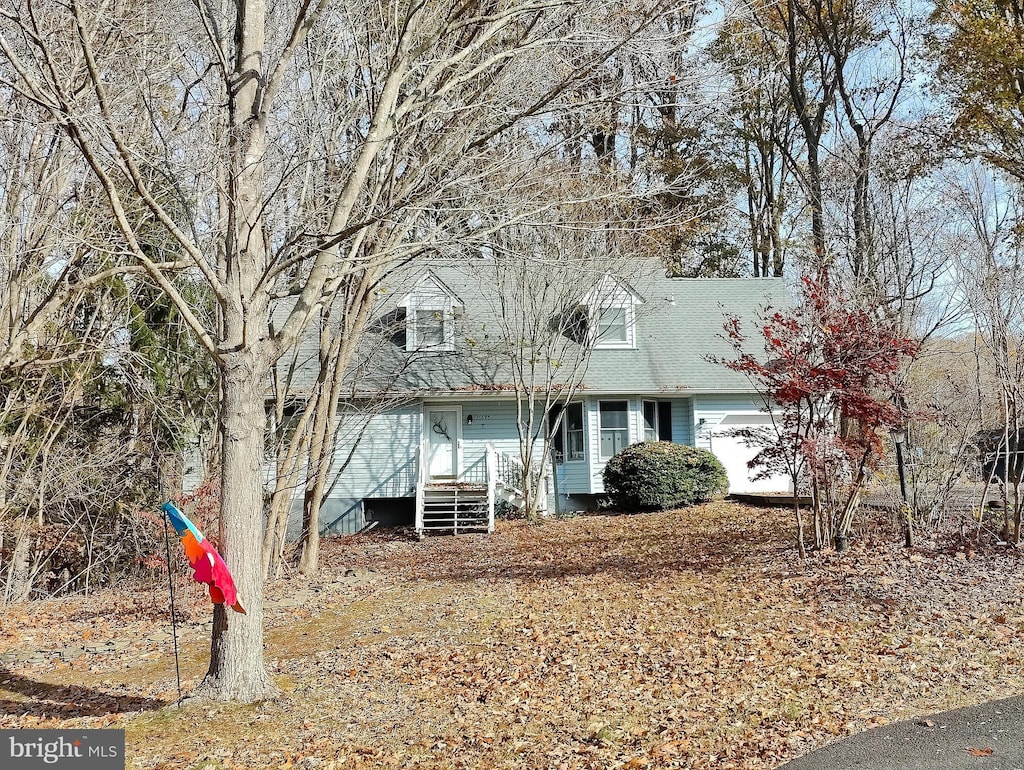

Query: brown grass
2 502 1023 769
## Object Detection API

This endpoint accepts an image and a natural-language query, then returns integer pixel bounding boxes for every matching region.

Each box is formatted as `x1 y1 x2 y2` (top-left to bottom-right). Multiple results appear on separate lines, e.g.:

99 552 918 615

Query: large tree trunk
195 352 277 701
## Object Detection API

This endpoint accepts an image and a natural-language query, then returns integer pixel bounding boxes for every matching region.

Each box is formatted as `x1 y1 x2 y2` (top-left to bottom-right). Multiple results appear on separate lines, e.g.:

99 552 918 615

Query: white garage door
708 414 790 494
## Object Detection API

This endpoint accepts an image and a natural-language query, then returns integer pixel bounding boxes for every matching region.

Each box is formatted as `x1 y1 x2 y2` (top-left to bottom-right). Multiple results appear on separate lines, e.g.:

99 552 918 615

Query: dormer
398 272 462 352
581 274 644 349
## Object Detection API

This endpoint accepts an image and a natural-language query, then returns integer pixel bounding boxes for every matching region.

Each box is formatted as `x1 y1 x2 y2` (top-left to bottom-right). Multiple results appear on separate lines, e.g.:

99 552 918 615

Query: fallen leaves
2 503 1024 769
967 747 994 756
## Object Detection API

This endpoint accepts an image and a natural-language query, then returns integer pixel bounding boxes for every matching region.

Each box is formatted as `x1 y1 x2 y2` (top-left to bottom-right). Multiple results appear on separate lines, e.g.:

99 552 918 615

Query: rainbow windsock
161 502 246 614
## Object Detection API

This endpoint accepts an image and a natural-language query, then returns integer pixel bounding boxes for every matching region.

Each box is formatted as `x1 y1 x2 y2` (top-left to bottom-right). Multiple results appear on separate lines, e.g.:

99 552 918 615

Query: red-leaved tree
720 272 920 555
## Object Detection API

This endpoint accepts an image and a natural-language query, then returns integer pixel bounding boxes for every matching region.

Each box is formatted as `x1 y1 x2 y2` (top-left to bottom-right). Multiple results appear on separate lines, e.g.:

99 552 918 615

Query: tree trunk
793 498 806 559
4 517 33 604
195 352 277 702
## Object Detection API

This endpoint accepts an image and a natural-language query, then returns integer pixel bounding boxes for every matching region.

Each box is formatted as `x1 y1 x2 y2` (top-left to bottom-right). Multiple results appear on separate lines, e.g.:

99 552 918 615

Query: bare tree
0 0 676 700
482 209 643 520
949 164 1024 542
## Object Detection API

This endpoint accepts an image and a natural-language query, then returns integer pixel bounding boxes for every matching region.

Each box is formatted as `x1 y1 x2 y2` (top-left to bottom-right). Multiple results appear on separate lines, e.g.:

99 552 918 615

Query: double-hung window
400 272 460 352
597 307 628 345
599 401 629 459
550 403 585 463
594 304 634 348
412 307 446 350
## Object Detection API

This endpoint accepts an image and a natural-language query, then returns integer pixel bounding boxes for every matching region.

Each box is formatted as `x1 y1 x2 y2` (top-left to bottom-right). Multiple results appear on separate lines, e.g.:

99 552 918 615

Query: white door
709 414 789 494
425 407 460 479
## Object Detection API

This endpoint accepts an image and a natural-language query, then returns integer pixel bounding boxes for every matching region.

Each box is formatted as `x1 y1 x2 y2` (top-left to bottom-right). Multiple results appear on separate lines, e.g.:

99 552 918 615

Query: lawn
2 502 1023 769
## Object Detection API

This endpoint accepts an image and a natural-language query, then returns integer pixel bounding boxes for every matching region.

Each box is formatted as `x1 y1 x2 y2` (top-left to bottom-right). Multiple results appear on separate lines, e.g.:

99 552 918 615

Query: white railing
485 447 496 534
416 446 553 536
493 448 524 495
486 446 552 516
414 449 425 533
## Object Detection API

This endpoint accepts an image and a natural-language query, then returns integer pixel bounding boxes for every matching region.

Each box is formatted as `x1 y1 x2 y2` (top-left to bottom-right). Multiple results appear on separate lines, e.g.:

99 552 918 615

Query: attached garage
706 413 790 495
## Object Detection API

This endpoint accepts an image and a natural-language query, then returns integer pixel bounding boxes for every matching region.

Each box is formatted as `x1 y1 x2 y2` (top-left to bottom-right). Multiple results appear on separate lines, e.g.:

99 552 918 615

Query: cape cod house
265 261 791 537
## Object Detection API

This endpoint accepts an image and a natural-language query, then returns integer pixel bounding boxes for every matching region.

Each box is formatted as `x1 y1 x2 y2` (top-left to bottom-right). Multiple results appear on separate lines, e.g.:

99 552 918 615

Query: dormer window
399 271 461 352
582 274 642 350
597 306 630 346
409 306 450 351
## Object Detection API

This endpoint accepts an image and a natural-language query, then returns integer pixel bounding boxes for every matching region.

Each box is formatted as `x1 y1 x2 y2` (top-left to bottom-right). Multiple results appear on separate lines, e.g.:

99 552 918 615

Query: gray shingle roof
276 260 791 397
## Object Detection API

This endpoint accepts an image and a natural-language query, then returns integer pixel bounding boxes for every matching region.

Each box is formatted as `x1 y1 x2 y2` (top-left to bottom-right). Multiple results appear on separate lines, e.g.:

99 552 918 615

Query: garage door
708 414 790 494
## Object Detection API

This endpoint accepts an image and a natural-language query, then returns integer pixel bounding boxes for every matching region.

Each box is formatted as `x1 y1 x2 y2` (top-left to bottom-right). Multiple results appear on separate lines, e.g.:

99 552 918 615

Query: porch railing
415 445 552 536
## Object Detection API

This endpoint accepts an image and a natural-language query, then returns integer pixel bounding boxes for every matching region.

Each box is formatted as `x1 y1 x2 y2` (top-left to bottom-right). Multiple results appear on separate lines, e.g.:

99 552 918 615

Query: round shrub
602 441 728 511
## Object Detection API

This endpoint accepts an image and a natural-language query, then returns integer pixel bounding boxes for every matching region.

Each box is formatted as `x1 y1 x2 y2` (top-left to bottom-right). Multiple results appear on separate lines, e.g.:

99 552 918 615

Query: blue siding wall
553 400 590 496
309 399 545 534
669 398 695 446
443 399 528 483
299 404 421 535
331 404 421 498
289 394 710 534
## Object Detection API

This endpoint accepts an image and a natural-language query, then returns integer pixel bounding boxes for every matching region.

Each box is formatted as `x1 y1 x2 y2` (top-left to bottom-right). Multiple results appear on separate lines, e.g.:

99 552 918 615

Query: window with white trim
598 307 628 344
550 402 585 463
592 302 635 349
599 400 629 459
642 400 673 442
410 307 448 350
643 400 658 442
400 273 460 352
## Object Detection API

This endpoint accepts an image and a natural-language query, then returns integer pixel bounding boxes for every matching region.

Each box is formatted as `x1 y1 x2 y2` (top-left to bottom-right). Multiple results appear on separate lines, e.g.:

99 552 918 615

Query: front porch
414 445 546 537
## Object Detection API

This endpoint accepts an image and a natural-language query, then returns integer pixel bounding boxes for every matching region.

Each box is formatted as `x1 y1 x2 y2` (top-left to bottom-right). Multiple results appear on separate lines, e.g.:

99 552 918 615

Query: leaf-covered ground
2 502 1024 769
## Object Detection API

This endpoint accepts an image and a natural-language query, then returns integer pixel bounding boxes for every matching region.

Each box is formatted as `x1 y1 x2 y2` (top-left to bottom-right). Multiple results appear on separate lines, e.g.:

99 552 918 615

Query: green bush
602 441 728 511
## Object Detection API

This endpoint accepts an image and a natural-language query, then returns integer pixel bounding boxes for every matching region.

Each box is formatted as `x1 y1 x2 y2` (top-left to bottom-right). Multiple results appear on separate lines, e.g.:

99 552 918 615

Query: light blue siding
436 399 535 483
553 401 590 495
291 497 362 537
554 455 590 494
293 394 734 534
329 404 422 499
669 397 694 446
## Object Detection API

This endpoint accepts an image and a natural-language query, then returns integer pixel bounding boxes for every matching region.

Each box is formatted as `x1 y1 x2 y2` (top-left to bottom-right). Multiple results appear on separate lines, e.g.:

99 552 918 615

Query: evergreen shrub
602 441 728 511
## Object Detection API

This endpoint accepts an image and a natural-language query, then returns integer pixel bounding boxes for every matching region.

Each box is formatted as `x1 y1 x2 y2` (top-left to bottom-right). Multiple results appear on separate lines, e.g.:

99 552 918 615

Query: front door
425 407 460 479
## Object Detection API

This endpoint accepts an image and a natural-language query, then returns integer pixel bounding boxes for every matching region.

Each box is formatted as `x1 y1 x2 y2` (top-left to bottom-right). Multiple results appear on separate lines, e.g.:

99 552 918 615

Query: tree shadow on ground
0 667 165 720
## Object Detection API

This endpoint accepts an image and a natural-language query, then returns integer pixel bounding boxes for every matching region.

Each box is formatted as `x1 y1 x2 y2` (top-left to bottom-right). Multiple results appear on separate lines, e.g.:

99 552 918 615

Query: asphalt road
779 696 1024 770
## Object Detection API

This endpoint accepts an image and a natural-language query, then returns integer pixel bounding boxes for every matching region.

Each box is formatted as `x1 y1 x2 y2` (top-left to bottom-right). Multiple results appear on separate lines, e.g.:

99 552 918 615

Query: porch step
419 485 490 535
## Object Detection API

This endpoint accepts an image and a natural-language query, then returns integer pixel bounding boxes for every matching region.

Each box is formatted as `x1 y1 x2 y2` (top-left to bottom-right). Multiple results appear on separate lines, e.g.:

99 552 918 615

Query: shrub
602 441 728 511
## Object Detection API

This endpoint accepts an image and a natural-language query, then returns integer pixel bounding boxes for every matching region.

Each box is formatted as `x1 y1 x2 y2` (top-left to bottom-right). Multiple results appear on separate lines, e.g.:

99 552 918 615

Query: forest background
1 0 1023 702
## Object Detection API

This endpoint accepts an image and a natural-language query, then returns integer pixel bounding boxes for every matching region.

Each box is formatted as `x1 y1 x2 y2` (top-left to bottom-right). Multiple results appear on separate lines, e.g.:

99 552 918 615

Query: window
406 305 453 351
598 307 628 344
400 272 460 352
579 274 642 350
599 400 629 459
593 303 634 348
413 308 445 349
550 403 585 463
643 400 658 442
643 400 673 442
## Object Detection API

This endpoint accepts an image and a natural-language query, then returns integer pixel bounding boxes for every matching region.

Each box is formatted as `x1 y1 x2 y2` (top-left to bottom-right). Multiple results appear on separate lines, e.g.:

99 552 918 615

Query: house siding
431 398 529 483
328 404 422 500
669 397 694 446
554 444 591 495
692 393 770 450
305 394 714 529
306 398 554 533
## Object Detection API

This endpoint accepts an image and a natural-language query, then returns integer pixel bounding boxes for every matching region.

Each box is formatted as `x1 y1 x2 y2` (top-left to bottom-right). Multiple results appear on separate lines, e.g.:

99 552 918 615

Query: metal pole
162 517 183 706
895 438 911 547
